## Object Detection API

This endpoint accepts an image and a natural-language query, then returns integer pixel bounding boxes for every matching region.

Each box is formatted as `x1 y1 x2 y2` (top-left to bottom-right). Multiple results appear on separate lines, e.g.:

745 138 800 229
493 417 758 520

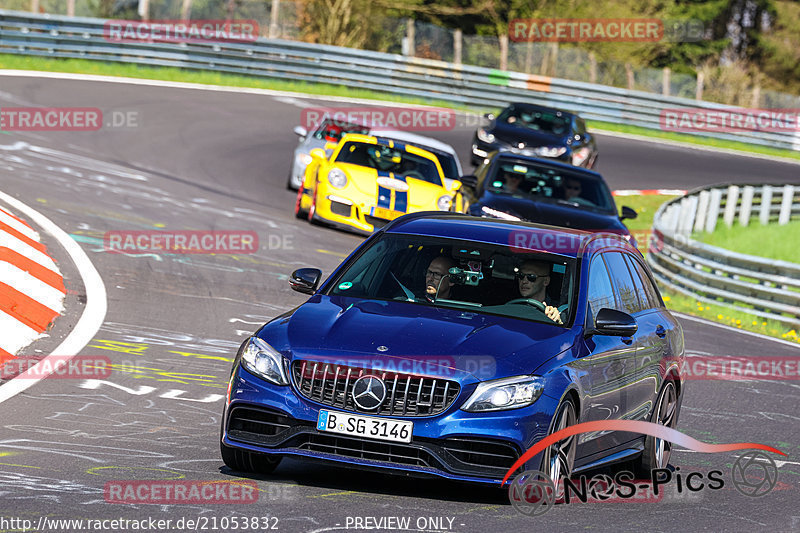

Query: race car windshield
313 119 370 141
335 142 443 186
484 159 616 214
326 234 576 328
497 106 570 135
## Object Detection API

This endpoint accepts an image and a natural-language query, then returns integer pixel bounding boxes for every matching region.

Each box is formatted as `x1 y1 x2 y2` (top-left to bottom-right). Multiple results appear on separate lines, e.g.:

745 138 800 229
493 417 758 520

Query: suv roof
488 151 603 179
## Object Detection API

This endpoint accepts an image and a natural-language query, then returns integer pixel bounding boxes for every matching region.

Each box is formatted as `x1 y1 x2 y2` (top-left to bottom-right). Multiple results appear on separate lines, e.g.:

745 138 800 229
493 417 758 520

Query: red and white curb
0 205 66 364
613 189 687 196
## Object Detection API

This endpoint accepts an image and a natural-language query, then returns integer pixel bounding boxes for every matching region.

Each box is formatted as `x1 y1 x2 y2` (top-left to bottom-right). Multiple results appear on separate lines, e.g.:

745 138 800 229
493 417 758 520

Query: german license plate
317 409 413 443
371 207 403 221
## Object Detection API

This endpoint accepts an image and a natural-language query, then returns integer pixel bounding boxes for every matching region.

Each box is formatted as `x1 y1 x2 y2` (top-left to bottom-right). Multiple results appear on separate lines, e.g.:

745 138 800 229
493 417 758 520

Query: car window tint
587 255 617 317
602 252 641 314
627 255 664 309
335 142 443 186
622 254 650 311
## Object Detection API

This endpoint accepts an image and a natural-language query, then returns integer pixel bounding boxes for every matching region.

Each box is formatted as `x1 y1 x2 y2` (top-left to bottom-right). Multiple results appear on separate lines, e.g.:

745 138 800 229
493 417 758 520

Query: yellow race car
294 134 462 234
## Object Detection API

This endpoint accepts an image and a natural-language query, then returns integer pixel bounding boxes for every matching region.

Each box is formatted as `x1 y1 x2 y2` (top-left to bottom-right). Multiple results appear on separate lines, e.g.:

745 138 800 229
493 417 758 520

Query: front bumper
300 184 406 235
222 366 559 485
471 139 571 165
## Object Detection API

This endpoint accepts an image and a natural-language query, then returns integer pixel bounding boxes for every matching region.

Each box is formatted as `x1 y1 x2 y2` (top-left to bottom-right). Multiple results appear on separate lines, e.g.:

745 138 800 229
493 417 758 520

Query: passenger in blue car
424 256 455 302
514 260 563 324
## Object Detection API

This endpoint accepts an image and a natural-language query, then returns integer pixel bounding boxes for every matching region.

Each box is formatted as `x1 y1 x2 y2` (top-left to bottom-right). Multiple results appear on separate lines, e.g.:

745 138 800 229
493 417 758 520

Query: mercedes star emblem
351 375 387 411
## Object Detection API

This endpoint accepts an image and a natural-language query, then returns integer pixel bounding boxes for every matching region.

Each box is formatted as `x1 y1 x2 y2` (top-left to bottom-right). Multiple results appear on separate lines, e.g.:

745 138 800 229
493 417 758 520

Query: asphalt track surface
0 74 799 533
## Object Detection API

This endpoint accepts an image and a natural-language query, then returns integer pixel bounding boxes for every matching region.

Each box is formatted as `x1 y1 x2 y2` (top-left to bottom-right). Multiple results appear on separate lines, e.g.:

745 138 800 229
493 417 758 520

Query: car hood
264 295 578 385
474 193 625 231
490 121 567 148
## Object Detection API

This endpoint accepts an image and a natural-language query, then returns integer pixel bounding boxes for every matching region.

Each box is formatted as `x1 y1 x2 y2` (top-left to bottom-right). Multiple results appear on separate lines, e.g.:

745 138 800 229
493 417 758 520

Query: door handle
655 325 667 338
621 337 633 345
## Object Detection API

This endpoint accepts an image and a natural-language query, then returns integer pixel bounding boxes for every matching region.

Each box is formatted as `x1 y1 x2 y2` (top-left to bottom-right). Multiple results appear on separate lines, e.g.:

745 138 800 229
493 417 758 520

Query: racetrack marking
316 248 349 257
77 379 224 402
0 191 107 404
674 312 800 350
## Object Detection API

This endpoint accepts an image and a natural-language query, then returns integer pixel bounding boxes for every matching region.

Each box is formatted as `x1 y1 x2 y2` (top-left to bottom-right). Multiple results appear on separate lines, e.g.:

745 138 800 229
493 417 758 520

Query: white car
288 116 463 190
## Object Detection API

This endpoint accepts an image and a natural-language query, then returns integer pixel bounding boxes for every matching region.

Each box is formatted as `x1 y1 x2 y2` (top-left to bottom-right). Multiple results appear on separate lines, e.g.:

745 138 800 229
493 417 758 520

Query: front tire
221 441 282 475
541 397 577 484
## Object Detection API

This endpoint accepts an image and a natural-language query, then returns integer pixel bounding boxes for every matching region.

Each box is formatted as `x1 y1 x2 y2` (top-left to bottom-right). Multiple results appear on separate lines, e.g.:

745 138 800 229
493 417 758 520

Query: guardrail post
723 185 740 228
779 185 794 225
678 196 698 237
705 188 722 233
694 190 710 232
739 186 755 227
759 186 773 225
454 29 462 66
662 67 670 97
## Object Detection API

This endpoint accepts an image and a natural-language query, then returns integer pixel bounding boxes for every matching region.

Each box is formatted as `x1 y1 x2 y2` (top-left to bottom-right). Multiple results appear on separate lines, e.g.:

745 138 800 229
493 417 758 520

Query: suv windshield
335 142 443 186
484 158 616 214
497 106 571 135
326 233 576 327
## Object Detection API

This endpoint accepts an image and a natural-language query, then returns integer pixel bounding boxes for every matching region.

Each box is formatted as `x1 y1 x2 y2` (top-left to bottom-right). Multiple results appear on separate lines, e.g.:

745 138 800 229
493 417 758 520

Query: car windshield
497 106 571 135
313 119 370 142
484 158 616 214
427 149 459 180
335 142 443 186
326 233 576 327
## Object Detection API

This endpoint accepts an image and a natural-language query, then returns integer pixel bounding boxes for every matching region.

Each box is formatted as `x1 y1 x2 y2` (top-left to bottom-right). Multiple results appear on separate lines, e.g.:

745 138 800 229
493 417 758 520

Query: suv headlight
328 168 348 188
296 152 313 167
462 375 544 412
437 195 453 211
240 337 289 385
533 146 567 157
477 128 495 144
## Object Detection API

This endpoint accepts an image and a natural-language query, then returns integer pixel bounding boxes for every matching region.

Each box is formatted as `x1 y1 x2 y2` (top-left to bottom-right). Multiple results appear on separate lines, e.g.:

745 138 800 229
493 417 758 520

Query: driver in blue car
514 260 563 324
424 256 455 303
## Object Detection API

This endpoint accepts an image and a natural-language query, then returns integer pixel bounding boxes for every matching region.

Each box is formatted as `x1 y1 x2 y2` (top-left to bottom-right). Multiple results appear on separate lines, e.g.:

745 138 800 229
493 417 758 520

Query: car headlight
328 168 348 188
571 147 591 166
462 375 544 412
296 152 313 167
533 146 567 157
437 195 453 211
477 128 495 144
240 337 289 386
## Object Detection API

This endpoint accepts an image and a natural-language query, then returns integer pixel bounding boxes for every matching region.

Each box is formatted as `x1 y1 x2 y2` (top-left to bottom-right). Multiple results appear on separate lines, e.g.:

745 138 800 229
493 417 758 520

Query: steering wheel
402 171 425 181
506 298 546 312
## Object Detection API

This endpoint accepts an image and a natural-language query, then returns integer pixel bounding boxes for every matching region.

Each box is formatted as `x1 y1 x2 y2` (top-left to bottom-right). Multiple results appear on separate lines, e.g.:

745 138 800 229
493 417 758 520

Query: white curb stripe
0 310 42 355
0 229 59 273
0 262 66 312
0 208 40 241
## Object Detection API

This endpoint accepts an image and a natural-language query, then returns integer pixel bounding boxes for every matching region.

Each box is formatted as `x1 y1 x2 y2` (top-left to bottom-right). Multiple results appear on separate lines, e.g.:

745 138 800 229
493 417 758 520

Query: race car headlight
437 195 453 211
462 375 544 412
477 128 495 144
296 152 313 167
240 337 289 386
571 147 591 166
533 146 567 158
327 168 348 189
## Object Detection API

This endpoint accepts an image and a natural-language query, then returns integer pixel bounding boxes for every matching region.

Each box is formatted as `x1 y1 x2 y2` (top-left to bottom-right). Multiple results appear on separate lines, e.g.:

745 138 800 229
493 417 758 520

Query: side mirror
592 308 637 337
309 148 327 160
289 268 322 295
459 174 478 190
293 126 308 138
620 206 638 220
324 142 338 151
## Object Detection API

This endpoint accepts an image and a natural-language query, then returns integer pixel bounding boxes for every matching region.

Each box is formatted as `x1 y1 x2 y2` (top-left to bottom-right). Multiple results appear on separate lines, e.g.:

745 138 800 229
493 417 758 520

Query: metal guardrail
649 184 800 328
2 9 800 152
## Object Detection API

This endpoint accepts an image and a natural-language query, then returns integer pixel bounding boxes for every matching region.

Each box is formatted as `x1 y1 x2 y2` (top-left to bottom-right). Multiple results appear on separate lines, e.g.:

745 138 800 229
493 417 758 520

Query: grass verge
618 195 799 345
692 220 800 264
2 53 800 162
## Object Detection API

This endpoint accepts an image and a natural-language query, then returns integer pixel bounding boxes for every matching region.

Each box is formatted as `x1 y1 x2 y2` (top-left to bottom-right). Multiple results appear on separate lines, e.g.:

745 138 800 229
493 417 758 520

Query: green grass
3 53 800 161
692 220 800 264
659 289 800 345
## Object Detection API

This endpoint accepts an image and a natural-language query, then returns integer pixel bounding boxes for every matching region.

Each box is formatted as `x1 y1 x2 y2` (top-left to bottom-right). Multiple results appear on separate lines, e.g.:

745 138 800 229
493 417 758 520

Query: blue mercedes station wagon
221 212 685 486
